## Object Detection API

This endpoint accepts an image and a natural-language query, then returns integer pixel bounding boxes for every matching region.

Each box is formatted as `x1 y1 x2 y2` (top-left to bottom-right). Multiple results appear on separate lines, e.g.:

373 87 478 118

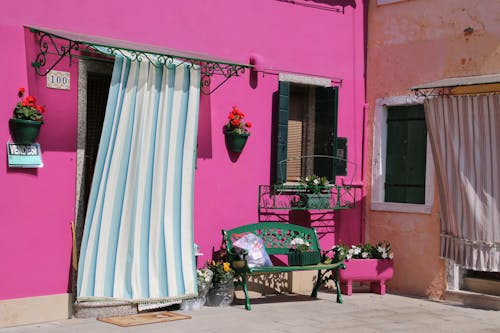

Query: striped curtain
425 94 500 272
77 55 201 302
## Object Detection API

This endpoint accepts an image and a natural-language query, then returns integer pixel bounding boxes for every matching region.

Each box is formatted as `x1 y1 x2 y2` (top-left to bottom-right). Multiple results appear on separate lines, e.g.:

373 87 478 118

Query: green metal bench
223 222 345 310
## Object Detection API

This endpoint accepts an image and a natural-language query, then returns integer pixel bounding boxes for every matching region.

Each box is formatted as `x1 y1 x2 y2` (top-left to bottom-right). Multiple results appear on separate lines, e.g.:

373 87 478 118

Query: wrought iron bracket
29 28 250 95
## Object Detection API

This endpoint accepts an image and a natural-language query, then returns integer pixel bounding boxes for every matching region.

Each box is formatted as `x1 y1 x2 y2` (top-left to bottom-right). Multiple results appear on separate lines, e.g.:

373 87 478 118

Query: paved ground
1 292 499 333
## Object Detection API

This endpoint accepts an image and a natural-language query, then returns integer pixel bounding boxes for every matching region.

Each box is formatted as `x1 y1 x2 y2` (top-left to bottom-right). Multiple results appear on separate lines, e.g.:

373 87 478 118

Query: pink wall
0 0 367 300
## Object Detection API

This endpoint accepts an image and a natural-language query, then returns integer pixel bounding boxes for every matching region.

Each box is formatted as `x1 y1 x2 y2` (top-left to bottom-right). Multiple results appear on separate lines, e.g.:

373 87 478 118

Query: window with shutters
385 105 426 204
274 81 343 185
371 96 434 213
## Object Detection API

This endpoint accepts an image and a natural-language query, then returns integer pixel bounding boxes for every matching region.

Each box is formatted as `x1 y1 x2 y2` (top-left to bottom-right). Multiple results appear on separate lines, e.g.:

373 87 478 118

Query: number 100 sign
47 70 70 90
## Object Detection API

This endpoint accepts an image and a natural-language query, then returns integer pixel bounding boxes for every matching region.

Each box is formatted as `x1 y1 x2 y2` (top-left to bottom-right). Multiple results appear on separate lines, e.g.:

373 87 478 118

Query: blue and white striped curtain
77 55 201 302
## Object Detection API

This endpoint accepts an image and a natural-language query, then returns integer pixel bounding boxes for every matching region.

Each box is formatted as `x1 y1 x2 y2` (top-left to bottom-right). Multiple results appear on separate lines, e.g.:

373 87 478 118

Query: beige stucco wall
366 0 500 299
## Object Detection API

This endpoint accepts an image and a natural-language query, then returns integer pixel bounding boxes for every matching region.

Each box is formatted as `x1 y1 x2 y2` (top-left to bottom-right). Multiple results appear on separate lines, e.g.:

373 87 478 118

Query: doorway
73 60 113 296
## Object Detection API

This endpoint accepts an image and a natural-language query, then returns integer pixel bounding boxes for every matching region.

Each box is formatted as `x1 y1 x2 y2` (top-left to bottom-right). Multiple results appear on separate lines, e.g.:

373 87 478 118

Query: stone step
72 300 137 318
463 277 500 297
445 290 500 311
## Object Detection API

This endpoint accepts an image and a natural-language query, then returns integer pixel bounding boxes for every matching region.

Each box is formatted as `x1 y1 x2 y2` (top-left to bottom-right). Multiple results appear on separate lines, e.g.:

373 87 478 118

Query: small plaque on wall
7 143 44 168
47 70 70 90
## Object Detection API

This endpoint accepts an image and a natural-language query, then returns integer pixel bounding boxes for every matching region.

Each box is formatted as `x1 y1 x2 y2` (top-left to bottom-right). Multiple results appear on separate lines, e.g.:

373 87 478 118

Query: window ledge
371 201 432 214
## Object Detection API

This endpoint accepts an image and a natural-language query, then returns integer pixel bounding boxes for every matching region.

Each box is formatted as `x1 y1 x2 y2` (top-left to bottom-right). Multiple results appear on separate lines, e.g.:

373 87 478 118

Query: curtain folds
425 94 500 272
77 55 201 302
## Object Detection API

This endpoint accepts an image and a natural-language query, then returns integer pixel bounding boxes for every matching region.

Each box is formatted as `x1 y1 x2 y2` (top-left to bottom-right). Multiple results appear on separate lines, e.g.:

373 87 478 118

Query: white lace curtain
425 94 500 272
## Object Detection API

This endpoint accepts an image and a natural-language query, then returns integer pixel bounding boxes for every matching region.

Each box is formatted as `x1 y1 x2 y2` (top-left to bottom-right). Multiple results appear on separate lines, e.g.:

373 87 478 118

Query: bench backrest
223 222 321 255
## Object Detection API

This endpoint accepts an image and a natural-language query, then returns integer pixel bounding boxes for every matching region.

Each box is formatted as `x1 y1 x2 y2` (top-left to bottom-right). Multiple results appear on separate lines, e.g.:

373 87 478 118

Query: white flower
313 179 319 185
346 254 352 260
362 252 369 258
353 247 361 255
291 237 305 245
377 246 384 253
382 252 388 259
389 253 394 259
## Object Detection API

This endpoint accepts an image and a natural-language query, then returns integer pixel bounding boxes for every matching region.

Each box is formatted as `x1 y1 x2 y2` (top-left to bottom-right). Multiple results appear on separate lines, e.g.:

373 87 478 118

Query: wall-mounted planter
338 259 394 295
298 192 331 209
225 131 249 153
9 118 43 144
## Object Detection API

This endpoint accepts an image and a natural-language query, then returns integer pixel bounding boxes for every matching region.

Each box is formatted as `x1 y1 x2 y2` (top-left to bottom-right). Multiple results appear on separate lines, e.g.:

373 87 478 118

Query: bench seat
223 222 345 310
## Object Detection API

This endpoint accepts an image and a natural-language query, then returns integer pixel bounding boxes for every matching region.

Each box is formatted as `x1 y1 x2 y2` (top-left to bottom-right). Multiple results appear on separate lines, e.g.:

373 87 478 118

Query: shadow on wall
257 196 366 246
275 0 357 11
197 93 212 159
305 0 356 8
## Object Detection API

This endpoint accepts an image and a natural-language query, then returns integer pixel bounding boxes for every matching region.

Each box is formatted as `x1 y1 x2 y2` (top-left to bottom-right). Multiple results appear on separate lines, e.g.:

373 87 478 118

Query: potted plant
9 88 46 144
297 175 331 209
205 260 235 307
224 106 252 152
288 237 321 266
332 240 394 295
181 268 213 310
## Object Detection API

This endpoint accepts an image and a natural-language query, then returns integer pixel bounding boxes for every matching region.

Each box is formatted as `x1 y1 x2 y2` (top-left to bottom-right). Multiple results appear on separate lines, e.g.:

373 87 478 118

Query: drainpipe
360 102 368 244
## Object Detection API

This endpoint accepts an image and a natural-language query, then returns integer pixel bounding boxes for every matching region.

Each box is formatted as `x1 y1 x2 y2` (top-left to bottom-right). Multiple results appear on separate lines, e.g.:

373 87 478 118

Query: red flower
36 105 45 113
245 122 252 128
226 106 250 134
25 96 37 106
18 87 25 98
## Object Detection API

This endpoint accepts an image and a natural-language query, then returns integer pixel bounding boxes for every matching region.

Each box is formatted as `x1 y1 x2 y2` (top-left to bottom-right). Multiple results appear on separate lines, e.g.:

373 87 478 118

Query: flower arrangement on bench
332 241 394 296
288 237 321 266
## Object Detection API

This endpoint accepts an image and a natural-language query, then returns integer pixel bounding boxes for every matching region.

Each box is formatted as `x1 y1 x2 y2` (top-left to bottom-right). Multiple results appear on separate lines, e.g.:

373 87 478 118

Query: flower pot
231 260 246 270
206 280 234 307
288 250 321 266
224 131 249 153
9 118 43 144
299 192 331 209
338 259 394 295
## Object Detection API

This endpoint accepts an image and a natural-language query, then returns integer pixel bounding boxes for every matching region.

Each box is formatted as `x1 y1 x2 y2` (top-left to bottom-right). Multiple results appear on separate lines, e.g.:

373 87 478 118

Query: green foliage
206 260 234 285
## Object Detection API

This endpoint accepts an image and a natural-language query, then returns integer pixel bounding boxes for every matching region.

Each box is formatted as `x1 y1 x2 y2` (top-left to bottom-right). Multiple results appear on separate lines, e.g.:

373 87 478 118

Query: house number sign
47 70 70 90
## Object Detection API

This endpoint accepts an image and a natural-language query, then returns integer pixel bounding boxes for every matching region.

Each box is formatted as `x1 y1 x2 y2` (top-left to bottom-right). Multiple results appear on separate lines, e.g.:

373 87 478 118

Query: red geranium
225 106 251 134
13 88 46 122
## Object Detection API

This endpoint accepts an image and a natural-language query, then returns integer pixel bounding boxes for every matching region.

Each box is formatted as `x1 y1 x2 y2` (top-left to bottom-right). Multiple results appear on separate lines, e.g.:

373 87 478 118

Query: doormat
97 311 191 327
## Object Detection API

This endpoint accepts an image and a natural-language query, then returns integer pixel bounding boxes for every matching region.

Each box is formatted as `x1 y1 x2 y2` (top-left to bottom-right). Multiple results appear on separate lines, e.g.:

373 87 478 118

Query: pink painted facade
0 0 367 315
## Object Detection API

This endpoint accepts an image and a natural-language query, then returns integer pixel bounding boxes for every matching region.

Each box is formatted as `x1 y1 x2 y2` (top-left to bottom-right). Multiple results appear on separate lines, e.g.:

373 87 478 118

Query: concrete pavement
1 292 499 333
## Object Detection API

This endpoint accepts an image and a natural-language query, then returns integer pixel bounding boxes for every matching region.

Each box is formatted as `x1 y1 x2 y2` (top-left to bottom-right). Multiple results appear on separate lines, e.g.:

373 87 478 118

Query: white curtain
425 94 500 272
77 55 201 302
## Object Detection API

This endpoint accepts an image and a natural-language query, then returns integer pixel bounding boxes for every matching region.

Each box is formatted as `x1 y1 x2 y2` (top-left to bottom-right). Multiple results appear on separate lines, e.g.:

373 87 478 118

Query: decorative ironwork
197 61 247 94
29 28 250 95
31 30 80 76
411 87 451 98
258 184 359 211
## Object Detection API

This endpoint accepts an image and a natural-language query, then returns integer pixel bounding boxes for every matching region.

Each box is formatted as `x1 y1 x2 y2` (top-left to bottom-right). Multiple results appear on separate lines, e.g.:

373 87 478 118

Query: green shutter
385 105 427 204
276 81 290 184
335 137 347 176
313 86 338 182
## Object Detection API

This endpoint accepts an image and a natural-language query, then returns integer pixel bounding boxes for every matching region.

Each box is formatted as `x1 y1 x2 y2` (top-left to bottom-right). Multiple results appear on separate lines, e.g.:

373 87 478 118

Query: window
274 80 343 184
371 96 434 213
385 105 427 204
